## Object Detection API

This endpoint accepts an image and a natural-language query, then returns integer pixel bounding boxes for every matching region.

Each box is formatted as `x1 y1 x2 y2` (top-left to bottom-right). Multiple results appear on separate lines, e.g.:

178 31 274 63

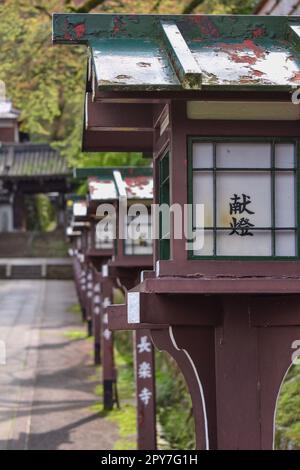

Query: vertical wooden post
72 254 82 312
102 278 116 410
79 259 87 322
135 329 156 450
86 267 93 337
92 270 102 365
13 189 26 230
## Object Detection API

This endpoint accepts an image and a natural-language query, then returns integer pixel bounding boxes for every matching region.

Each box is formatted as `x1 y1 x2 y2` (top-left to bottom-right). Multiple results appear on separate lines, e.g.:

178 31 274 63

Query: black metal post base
87 319 93 337
94 343 101 365
82 307 86 322
103 380 114 410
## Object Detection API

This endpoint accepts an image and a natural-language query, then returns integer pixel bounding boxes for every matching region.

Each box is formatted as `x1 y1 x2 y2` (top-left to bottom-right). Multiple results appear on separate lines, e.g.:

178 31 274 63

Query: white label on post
127 292 140 324
102 265 108 278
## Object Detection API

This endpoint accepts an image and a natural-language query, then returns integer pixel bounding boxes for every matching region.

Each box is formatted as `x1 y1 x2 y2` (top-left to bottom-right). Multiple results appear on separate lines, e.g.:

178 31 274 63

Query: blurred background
0 0 299 451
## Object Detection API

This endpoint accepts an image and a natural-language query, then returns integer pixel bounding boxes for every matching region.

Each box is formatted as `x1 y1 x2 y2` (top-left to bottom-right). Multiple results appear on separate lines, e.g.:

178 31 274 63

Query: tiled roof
0 143 69 178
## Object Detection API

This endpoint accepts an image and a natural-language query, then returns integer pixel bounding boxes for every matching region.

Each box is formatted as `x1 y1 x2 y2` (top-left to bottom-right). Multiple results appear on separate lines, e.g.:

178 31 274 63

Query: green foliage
182 0 259 14
113 289 135 393
63 330 87 340
31 237 68 257
115 343 135 400
90 328 136 449
275 364 300 450
113 287 125 305
94 383 103 399
90 334 136 449
156 351 195 449
25 196 39 231
25 194 57 232
107 405 137 450
35 194 57 232
67 303 82 314
0 0 260 170
113 328 196 450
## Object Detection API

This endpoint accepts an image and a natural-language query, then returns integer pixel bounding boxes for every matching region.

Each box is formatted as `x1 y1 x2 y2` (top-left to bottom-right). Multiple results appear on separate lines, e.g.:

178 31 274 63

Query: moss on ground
63 330 87 341
67 303 82 315
107 405 136 450
115 346 135 401
90 327 137 450
94 383 103 399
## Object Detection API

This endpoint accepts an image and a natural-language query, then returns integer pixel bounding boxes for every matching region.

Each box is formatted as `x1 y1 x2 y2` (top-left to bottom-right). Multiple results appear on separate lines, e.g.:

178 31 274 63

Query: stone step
0 258 73 280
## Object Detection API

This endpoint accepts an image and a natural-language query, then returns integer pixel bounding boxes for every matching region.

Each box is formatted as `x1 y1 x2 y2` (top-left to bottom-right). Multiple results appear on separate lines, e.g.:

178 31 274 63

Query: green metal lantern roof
53 14 300 91
74 167 153 201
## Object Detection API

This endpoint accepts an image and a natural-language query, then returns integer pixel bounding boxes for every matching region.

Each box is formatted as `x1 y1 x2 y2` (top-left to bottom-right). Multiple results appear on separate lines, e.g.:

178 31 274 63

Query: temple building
0 93 70 232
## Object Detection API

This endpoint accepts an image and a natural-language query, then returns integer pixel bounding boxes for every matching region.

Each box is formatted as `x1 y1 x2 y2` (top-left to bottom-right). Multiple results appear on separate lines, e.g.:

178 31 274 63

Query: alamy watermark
291 340 300 365
291 88 300 105
95 202 205 251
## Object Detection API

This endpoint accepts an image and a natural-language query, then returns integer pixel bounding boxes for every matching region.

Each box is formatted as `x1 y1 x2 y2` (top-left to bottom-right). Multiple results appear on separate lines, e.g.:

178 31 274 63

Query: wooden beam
82 129 153 152
85 93 153 130
107 304 167 331
160 21 202 90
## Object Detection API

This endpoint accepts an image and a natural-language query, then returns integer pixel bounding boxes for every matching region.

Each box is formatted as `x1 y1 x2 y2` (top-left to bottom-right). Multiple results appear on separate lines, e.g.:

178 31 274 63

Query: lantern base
94 343 101 365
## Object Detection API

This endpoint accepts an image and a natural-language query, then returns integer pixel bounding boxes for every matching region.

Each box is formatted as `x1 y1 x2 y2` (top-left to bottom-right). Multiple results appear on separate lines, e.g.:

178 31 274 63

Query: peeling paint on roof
87 174 153 201
190 38 300 86
88 176 118 201
124 176 153 199
73 201 88 217
75 168 153 202
53 14 300 90
92 39 180 90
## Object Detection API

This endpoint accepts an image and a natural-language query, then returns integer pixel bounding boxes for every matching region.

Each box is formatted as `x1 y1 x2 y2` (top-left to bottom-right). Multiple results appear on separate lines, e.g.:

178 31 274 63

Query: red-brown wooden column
86 267 93 337
79 259 87 322
102 278 116 410
72 253 85 319
149 293 300 450
92 270 102 365
134 329 156 450
121 276 157 450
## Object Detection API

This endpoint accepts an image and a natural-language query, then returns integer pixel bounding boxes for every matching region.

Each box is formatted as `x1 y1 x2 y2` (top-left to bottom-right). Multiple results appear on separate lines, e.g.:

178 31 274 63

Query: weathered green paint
52 14 300 90
160 21 202 90
90 38 180 91
67 194 86 202
52 14 297 44
74 167 152 179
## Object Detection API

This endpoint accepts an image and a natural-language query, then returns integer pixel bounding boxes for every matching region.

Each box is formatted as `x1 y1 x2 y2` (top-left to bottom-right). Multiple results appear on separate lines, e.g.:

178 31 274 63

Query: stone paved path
0 280 118 450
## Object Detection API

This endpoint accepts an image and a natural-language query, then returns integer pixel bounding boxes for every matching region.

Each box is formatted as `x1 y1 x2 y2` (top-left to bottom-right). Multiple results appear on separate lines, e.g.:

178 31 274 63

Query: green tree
275 364 300 450
0 0 260 169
